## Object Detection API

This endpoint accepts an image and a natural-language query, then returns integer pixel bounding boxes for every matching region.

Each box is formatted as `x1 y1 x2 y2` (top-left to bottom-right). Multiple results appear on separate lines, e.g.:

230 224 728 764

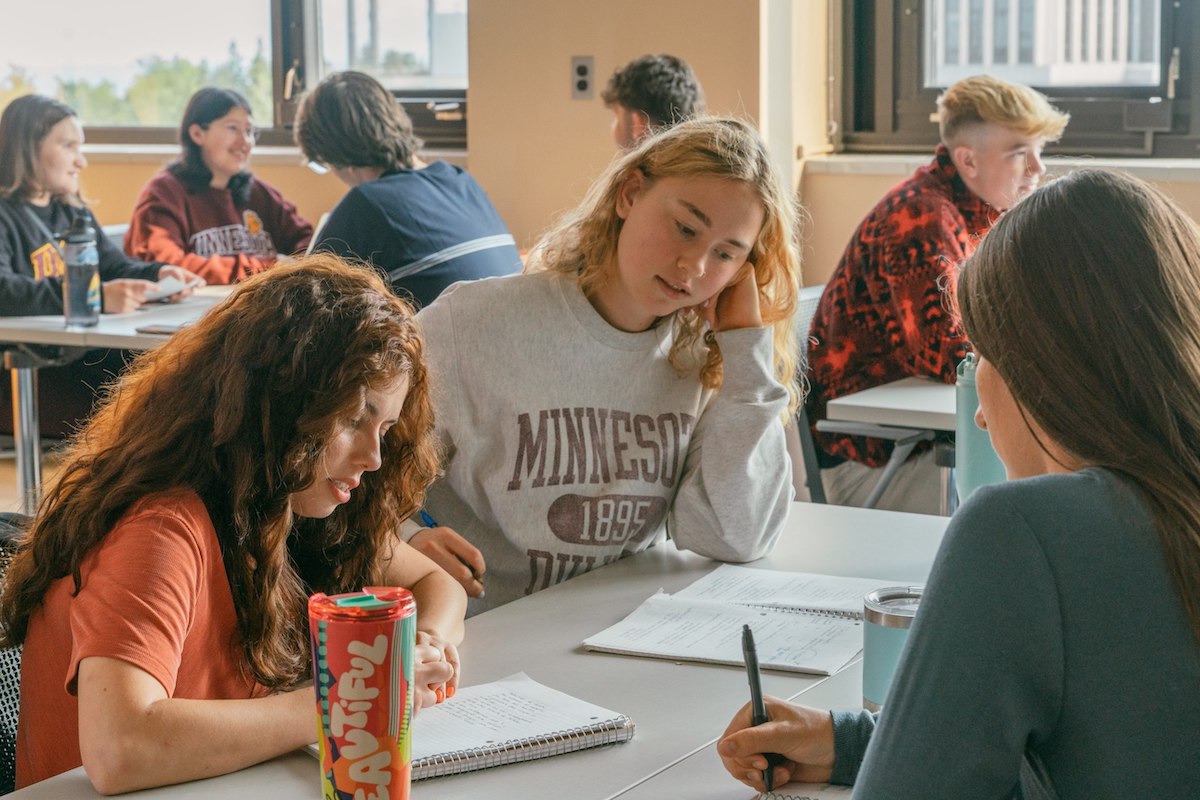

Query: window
316 0 467 90
0 0 274 140
834 0 1198 157
0 0 468 149
307 0 469 149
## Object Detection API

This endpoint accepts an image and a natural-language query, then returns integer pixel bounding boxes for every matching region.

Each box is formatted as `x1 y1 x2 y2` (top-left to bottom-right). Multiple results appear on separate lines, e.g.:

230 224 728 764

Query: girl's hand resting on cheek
694 262 763 333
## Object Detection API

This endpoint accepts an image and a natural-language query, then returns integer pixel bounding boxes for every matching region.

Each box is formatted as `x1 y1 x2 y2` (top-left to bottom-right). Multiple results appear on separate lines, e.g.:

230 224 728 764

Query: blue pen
418 509 485 597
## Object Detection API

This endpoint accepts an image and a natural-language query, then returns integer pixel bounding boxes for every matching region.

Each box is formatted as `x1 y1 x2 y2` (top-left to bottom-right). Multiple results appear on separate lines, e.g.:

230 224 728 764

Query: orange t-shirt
15 491 266 789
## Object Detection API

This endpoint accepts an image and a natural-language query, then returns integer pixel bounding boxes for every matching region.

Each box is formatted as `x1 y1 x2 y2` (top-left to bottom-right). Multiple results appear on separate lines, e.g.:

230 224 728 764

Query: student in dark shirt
0 95 202 436
0 94 200 316
295 71 521 309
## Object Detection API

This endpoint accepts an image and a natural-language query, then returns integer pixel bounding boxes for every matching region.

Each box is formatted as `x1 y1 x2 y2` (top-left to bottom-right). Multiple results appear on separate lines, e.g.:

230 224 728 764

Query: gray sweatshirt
415 271 792 613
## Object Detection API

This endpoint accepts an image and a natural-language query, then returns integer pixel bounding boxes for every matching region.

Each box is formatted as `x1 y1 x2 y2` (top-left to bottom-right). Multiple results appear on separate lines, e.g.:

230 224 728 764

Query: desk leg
10 365 41 516
939 467 957 516
863 441 918 509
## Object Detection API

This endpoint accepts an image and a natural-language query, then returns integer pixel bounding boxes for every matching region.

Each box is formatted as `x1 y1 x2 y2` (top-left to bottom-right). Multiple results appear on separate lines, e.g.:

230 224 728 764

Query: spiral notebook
755 783 853 799
307 672 635 779
583 566 900 675
673 565 898 618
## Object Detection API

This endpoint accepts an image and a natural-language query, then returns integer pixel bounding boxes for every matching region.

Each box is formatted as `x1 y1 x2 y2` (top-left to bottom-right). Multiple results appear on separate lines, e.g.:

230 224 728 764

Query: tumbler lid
309 586 416 620
334 592 398 610
864 585 924 628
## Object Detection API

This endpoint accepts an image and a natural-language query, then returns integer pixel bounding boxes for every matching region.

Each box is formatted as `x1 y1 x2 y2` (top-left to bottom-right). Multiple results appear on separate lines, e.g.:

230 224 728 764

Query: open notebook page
411 672 629 760
583 592 864 675
673 565 902 617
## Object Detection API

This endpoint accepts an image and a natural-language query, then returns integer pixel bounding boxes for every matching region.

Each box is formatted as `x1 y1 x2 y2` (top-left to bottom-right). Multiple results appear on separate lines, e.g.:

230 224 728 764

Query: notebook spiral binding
412 715 636 780
743 602 862 621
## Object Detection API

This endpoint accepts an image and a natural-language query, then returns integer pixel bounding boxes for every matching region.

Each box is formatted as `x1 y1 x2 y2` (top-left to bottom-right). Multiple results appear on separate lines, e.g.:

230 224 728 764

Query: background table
0 287 232 513
824 377 955 432
823 377 957 513
10 501 948 799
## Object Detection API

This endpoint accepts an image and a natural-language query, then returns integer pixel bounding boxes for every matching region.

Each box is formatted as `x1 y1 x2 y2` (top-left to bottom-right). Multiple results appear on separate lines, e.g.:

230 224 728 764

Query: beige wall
83 154 349 228
467 0 765 250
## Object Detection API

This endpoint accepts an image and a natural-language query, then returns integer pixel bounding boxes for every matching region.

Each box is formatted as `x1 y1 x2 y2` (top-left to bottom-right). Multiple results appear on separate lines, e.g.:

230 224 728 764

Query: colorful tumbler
309 587 416 800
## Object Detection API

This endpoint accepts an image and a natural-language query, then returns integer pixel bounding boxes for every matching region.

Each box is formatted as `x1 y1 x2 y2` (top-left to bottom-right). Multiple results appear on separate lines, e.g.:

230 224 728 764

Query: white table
824 377 955 432
11 502 948 799
619 663 865 800
0 288 232 513
823 377 957 513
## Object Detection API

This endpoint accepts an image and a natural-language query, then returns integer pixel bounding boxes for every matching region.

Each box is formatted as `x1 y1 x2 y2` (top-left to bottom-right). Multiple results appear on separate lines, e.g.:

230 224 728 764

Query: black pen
419 510 485 598
742 624 784 791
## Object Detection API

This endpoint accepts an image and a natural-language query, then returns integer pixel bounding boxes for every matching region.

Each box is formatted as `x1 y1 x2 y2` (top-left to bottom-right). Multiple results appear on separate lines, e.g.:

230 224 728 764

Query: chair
0 512 30 796
100 223 129 252
794 285 827 503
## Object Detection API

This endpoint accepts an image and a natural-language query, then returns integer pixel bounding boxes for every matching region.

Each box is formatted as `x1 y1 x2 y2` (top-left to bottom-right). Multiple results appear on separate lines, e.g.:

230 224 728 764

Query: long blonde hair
527 116 801 415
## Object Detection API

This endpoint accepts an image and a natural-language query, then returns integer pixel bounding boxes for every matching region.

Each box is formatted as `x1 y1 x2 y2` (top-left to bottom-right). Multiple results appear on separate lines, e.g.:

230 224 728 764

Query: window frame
833 0 1200 158
82 0 467 151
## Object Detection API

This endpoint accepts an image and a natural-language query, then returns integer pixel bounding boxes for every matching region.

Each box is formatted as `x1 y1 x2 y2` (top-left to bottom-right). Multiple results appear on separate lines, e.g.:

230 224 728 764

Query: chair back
794 285 827 502
100 223 130 252
0 513 30 796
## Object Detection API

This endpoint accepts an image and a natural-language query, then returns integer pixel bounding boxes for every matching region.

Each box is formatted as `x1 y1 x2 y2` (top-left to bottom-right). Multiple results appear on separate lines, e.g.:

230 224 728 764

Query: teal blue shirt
832 468 1200 799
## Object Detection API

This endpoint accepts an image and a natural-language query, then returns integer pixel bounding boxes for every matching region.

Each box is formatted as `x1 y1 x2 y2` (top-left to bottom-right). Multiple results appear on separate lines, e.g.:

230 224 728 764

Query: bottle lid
64 216 95 243
864 585 924 628
309 586 416 620
333 592 398 610
956 351 979 379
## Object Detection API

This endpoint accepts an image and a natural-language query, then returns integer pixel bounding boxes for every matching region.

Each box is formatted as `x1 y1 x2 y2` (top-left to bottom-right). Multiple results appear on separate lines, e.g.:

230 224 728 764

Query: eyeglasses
204 122 261 143
305 160 330 175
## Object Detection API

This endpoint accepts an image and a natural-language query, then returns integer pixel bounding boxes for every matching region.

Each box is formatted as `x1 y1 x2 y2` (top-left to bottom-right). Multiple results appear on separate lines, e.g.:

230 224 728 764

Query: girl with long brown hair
718 169 1200 798
1 255 466 793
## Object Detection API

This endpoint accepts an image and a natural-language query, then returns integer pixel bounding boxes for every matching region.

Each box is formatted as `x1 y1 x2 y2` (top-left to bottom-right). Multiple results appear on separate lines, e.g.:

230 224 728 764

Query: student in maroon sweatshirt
126 88 312 284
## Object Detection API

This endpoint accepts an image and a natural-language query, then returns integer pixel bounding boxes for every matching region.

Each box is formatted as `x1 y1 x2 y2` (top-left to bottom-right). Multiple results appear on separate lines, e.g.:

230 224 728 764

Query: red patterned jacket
805 146 996 468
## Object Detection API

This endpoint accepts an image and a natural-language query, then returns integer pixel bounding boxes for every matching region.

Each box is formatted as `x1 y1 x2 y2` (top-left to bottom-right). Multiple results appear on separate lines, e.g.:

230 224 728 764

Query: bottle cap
65 216 95 244
333 591 399 610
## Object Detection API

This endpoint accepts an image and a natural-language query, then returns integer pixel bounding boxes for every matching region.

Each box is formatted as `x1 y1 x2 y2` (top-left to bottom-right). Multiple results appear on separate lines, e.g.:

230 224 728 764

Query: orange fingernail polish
435 688 445 703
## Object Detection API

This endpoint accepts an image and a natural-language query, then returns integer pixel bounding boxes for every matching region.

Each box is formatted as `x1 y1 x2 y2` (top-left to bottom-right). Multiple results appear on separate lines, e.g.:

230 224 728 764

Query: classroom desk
617 662 865 800
824 377 955 432
823 377 957 514
0 287 232 513
10 501 948 799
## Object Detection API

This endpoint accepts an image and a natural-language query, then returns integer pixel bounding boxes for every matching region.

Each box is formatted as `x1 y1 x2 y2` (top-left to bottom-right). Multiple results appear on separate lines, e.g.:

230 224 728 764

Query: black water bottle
62 217 100 327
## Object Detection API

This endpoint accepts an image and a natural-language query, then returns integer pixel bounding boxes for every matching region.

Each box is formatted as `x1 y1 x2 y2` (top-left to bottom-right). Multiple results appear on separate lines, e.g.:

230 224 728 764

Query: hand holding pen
717 628 838 790
410 510 487 599
741 624 786 791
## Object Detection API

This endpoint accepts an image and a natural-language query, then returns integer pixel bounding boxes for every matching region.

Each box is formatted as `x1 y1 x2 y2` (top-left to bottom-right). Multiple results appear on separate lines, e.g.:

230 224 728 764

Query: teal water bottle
955 353 1006 501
